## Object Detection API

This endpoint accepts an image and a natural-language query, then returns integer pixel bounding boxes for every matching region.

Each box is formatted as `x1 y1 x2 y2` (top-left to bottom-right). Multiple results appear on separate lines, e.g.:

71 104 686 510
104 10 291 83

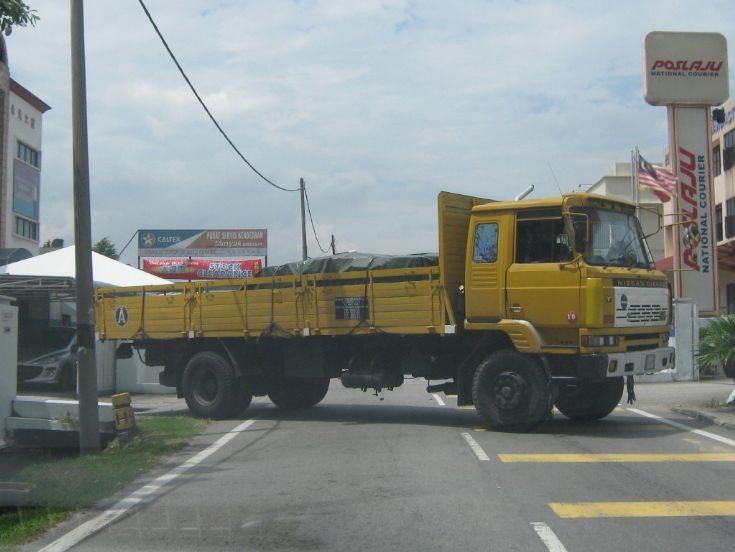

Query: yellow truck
95 191 673 431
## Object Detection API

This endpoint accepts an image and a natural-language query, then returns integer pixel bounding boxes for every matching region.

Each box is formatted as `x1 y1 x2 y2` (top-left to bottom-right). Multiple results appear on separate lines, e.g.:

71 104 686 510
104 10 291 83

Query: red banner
143 259 262 280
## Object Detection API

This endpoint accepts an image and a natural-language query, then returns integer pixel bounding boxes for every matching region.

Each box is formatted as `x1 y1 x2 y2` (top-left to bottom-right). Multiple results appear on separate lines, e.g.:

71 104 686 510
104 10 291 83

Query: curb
671 405 735 431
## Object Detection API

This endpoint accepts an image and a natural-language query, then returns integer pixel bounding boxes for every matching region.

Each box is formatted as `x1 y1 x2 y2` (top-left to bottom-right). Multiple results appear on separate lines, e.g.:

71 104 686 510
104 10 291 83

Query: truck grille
626 304 667 324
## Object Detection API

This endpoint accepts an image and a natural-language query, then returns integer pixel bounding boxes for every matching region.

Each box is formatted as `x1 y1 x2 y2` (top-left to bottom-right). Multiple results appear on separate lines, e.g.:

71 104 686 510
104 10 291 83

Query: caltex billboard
138 229 267 257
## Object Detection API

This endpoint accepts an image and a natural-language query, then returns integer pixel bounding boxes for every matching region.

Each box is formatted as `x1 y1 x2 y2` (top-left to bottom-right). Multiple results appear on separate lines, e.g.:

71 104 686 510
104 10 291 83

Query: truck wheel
555 378 624 421
182 351 241 419
268 377 330 410
472 350 550 431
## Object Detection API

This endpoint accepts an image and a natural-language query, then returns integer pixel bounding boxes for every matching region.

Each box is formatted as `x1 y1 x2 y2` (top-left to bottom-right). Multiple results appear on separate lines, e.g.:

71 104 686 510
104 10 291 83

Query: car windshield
571 207 653 268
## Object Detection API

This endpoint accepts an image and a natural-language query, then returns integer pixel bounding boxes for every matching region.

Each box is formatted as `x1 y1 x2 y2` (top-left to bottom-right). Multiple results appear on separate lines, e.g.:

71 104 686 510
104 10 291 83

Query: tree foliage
93 237 119 260
697 315 735 374
0 1 39 36
42 238 64 248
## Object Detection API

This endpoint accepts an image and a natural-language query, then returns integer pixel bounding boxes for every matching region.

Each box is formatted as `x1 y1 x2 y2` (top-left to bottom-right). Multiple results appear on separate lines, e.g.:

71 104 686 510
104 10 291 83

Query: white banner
669 106 718 314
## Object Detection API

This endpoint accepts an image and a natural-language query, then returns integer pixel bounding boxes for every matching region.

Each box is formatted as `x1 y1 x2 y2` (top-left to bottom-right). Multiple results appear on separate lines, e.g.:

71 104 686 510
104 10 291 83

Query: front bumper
557 347 675 379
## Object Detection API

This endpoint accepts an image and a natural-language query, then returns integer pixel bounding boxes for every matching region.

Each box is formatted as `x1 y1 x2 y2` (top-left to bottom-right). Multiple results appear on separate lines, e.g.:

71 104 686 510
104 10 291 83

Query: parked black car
17 327 77 391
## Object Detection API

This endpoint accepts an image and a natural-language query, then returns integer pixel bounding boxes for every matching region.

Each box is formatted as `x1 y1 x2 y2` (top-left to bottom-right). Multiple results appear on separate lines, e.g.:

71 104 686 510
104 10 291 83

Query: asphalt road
29 379 735 552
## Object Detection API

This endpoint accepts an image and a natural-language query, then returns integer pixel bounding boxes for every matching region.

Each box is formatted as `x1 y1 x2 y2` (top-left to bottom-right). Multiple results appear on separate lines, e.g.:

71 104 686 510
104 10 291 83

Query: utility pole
300 178 307 261
71 0 100 454
330 234 336 255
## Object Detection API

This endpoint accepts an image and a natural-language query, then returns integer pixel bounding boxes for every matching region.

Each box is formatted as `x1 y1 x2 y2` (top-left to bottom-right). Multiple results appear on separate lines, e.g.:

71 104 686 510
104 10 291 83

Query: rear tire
472 350 550 431
555 378 624 421
182 351 246 419
268 377 330 410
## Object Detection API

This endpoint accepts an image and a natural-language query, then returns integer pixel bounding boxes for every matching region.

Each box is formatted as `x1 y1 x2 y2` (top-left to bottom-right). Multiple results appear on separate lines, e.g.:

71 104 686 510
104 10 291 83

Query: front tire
182 351 246 419
555 378 624 421
472 350 550 431
268 377 330 410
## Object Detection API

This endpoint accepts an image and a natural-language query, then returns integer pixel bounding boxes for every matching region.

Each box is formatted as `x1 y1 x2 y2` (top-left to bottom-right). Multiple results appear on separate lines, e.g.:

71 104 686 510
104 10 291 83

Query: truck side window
517 221 553 263
472 223 498 263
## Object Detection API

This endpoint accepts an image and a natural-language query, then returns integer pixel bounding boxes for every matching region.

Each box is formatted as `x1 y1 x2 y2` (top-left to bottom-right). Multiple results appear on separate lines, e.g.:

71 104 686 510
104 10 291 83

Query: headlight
582 335 619 347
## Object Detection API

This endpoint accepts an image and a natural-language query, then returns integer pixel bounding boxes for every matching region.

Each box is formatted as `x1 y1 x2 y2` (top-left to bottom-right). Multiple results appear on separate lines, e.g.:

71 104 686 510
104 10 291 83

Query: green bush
698 315 735 378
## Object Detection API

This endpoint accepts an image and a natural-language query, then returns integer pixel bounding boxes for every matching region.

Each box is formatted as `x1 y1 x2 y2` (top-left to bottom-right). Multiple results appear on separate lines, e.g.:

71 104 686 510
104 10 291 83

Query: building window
713 145 722 177
716 204 723 242
15 216 37 241
726 198 735 239
17 141 39 168
724 129 735 172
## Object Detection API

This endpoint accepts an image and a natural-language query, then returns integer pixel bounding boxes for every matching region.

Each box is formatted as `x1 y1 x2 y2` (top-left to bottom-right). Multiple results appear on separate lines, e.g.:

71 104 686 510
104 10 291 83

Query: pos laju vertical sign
644 31 729 315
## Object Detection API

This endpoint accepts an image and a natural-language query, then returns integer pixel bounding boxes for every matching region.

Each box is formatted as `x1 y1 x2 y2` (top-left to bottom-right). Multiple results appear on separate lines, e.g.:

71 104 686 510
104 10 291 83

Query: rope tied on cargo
626 375 636 404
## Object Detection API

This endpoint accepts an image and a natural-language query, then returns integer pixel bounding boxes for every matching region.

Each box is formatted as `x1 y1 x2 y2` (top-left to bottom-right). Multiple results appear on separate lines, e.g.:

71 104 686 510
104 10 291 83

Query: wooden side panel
96 267 448 340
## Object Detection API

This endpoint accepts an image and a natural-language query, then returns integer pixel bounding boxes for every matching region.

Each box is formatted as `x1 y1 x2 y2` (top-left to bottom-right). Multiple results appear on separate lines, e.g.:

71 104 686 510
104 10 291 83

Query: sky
6 0 735 266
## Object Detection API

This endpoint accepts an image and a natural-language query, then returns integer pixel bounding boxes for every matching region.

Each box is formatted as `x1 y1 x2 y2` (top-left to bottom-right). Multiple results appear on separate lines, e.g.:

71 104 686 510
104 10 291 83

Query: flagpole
632 147 640 220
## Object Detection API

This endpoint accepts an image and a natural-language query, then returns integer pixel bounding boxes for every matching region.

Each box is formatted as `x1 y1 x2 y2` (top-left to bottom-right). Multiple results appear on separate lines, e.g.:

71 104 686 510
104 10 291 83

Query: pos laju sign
643 32 729 315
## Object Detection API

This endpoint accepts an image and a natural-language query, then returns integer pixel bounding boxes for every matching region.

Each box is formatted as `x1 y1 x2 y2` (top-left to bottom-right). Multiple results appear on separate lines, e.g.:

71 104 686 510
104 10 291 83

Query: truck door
464 217 507 322
505 209 581 333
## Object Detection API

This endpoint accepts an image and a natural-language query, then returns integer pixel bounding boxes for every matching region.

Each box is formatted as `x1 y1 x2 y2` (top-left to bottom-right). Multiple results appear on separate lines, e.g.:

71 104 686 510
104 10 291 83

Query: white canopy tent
0 246 168 300
0 245 168 286
0 246 173 394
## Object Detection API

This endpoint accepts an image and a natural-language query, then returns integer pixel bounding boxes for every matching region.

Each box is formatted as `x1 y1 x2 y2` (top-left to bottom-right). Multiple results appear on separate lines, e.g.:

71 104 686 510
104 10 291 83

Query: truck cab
440 191 673 428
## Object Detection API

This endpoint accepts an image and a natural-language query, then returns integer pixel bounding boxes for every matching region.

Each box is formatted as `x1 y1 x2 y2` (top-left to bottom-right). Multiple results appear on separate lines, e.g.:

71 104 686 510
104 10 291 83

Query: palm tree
698 315 735 379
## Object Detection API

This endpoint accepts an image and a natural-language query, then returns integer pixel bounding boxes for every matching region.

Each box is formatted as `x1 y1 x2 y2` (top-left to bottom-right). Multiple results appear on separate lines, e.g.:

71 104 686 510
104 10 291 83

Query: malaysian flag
637 154 677 203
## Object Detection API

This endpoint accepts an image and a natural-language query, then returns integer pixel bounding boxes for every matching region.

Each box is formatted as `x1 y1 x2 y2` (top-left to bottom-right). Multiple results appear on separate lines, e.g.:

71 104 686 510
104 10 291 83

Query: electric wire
136 0 299 193
304 186 330 254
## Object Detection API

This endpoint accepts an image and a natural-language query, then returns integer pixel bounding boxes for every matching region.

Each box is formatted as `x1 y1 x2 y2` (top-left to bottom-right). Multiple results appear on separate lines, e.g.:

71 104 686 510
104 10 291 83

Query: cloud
6 0 735 265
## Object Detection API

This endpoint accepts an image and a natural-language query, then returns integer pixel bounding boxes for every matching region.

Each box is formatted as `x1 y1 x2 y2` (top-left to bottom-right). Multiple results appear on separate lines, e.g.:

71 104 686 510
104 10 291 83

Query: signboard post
643 31 729 315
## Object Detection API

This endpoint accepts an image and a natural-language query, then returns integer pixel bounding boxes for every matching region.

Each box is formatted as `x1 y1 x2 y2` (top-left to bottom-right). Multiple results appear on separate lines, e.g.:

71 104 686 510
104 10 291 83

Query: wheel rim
491 371 528 410
192 366 219 405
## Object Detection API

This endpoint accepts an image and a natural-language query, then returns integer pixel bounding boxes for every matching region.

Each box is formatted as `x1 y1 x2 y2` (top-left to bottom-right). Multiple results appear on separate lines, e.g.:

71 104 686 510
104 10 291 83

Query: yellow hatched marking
550 501 735 518
473 427 486 432
498 453 735 463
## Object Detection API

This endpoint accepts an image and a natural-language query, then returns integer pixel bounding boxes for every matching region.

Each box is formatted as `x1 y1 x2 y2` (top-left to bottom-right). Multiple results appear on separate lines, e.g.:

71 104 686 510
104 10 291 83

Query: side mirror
116 343 134 359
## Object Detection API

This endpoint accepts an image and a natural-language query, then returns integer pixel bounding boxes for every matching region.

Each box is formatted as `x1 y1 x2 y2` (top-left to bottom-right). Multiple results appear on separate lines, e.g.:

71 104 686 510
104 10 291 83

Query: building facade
710 97 735 314
0 35 50 257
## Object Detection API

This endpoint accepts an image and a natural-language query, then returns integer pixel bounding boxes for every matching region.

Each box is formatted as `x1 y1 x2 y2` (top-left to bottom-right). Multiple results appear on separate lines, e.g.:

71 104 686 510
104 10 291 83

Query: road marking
627 407 735 448
530 522 569 552
461 432 490 461
499 453 735 463
39 419 256 552
432 393 446 406
458 405 475 410
549 501 735 518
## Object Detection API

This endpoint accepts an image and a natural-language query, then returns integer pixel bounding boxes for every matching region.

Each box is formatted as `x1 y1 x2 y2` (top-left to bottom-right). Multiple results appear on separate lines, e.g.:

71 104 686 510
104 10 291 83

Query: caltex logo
143 233 156 247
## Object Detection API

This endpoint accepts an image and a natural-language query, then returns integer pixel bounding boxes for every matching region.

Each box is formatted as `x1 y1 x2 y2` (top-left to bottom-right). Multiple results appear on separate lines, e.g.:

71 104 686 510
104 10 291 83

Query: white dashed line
461 431 490 461
432 393 446 406
627 408 735 448
39 419 256 552
531 522 569 552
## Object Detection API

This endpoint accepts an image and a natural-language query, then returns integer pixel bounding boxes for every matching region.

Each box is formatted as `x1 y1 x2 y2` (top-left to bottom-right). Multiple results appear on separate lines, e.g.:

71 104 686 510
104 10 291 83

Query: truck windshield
571 207 653 268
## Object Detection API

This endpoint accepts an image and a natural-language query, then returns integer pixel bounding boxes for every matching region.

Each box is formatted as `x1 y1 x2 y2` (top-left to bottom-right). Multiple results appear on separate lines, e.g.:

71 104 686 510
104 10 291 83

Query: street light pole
70 0 100 454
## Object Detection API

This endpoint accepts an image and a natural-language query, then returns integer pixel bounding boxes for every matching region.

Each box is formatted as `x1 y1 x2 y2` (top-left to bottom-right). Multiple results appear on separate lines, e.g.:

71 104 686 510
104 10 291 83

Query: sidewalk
636 379 735 430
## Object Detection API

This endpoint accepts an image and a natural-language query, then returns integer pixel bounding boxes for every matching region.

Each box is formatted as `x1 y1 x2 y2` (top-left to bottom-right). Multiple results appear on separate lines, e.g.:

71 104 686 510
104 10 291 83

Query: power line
136 0 299 193
304 186 330 254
